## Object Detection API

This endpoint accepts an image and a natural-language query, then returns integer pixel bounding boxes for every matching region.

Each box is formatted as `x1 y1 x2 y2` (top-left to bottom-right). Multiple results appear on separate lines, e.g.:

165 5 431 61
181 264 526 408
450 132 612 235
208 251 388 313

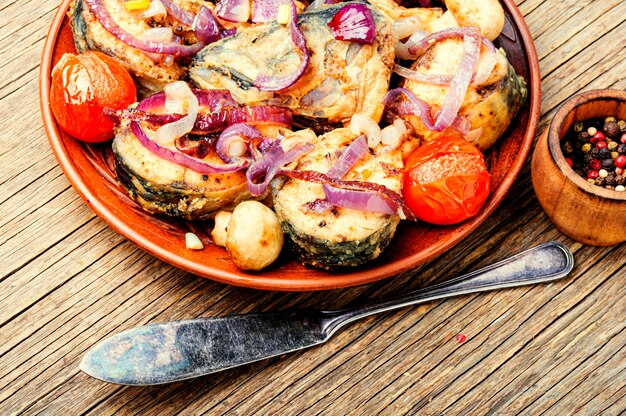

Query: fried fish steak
273 128 403 270
402 38 527 151
70 0 188 96
188 2 394 125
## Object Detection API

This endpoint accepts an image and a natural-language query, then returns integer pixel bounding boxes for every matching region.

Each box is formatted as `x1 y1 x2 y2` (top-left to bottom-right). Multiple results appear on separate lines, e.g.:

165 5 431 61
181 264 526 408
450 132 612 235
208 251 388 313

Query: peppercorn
589 159 602 170
562 116 626 192
604 121 619 138
605 173 616 186
616 185 626 192
605 185 616 191
602 158 615 170
574 122 585 132
578 132 590 142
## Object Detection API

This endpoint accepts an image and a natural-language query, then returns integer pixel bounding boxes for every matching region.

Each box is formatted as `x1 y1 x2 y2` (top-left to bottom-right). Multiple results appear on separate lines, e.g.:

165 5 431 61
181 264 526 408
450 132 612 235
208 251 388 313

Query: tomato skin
50 51 136 143
403 137 490 225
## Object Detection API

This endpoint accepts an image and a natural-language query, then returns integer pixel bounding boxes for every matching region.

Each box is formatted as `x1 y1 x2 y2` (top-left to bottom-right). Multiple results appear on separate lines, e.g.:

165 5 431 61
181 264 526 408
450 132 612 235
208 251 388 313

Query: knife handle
322 241 574 336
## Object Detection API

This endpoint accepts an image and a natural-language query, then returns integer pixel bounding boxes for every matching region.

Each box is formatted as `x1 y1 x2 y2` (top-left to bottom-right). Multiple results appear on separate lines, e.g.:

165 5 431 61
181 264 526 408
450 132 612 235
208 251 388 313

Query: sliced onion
155 81 199 145
159 0 195 25
393 64 453 85
394 41 418 60
220 27 237 38
247 140 314 195
393 16 424 41
324 187 397 215
472 49 498 85
350 113 382 148
408 26 495 56
327 3 376 45
130 121 248 174
192 6 220 43
216 123 263 162
251 0 281 22
137 0 167 18
254 0 309 91
124 104 293 133
383 88 469 134
326 134 368 179
434 29 481 132
143 27 174 42
85 0 205 56
216 0 250 22
278 169 415 220
138 89 238 113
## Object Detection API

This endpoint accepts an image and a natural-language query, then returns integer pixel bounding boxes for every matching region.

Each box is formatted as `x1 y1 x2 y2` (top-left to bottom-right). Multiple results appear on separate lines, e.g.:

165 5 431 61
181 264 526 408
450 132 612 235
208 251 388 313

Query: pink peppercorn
594 131 606 141
590 159 602 170
565 157 574 168
456 334 466 343
621 134 626 144
587 170 599 179
615 155 626 169
596 141 608 149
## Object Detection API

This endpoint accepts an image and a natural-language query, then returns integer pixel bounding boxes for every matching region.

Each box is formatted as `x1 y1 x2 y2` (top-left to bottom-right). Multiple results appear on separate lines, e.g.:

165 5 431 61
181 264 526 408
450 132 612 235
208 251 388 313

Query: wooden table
1 0 625 414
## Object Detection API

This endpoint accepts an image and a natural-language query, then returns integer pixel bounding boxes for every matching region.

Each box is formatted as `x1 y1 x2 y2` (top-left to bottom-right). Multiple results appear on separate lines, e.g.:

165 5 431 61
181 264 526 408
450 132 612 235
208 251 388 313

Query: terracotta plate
40 0 540 291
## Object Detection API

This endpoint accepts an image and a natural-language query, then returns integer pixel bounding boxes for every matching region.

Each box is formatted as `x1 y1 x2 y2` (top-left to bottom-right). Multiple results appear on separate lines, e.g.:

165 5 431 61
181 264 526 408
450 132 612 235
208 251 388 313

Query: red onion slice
216 123 263 163
192 6 221 43
253 0 310 91
393 64 454 85
278 169 415 220
324 187 397 215
154 81 199 145
327 3 376 45
216 0 251 22
130 121 248 174
247 140 314 195
138 89 238 113
433 29 481 132
84 0 206 57
251 0 281 22
121 105 293 133
159 0 195 25
383 88 469 134
407 26 495 56
326 135 368 179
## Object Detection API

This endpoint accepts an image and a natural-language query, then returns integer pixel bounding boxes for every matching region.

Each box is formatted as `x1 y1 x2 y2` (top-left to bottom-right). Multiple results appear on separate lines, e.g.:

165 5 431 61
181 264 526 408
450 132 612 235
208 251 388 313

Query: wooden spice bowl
532 89 626 246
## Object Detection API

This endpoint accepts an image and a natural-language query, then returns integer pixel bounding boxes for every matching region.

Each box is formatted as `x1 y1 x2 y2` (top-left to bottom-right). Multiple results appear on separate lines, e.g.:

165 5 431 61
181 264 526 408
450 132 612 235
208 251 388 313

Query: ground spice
561 116 626 191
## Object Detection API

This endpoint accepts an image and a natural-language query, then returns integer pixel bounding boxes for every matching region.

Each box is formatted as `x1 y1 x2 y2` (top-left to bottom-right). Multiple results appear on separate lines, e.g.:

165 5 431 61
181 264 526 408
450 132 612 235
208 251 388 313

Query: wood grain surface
1 0 625 414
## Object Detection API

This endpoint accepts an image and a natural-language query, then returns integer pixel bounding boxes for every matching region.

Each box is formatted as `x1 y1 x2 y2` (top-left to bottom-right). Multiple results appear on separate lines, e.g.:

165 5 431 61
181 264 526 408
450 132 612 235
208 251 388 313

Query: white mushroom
211 211 232 247
225 201 284 271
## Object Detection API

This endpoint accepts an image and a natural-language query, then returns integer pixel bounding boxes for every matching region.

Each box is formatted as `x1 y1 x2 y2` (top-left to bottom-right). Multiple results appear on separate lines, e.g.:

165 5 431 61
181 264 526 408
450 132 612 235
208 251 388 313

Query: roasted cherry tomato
50 51 136 142
403 136 490 225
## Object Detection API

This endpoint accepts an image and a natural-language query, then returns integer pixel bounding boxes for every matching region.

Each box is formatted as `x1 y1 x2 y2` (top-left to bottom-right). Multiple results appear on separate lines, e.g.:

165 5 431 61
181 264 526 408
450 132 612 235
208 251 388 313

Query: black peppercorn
605 173 616 186
574 122 584 133
578 132 590 142
563 141 574 154
574 169 585 177
599 148 611 158
602 158 615 169
594 177 605 186
583 154 594 164
616 175 626 186
604 121 619 138
618 144 626 154
590 148 600 158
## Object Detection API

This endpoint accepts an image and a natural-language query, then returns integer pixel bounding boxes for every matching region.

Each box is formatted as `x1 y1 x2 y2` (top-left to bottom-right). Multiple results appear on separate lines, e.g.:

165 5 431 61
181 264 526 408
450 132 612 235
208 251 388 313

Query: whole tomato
403 136 490 225
50 51 136 142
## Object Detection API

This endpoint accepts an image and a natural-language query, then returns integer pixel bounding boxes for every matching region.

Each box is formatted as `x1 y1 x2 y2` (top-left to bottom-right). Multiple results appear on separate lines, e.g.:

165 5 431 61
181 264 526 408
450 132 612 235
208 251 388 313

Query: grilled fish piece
273 128 402 270
402 38 527 151
189 2 394 125
70 0 189 96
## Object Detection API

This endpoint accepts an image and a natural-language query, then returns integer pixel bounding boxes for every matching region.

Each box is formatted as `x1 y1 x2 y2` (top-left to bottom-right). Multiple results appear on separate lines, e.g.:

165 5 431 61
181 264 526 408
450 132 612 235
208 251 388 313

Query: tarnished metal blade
80 311 328 385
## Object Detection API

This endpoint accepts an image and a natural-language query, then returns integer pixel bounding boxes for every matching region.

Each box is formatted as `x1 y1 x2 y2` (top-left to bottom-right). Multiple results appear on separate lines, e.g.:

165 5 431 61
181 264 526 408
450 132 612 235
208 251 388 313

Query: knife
80 241 574 385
